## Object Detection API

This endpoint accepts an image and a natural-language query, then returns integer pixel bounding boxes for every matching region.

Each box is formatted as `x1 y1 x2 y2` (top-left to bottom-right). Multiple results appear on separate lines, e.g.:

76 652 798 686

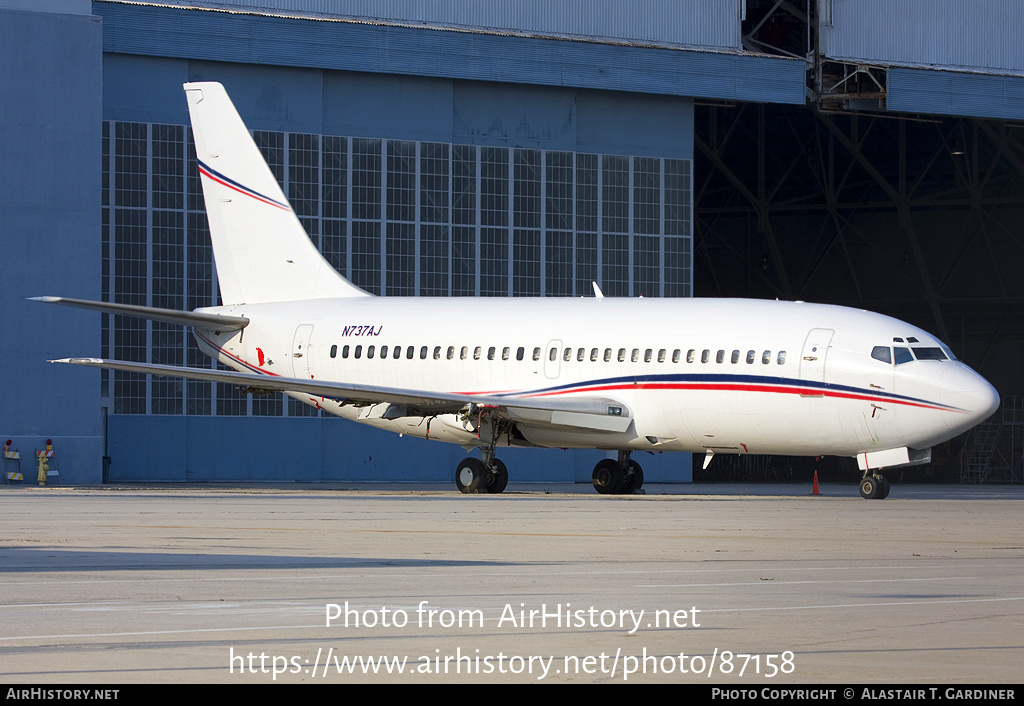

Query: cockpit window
912 347 947 361
871 346 891 364
894 347 913 365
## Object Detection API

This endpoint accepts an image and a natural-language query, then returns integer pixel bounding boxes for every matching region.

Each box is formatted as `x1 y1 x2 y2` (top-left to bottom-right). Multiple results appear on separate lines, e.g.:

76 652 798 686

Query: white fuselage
193 296 999 462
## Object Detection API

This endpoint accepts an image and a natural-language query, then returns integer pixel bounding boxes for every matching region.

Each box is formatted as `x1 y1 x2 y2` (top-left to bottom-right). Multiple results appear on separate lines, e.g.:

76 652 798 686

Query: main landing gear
592 451 644 495
455 405 510 494
455 447 508 494
859 472 890 500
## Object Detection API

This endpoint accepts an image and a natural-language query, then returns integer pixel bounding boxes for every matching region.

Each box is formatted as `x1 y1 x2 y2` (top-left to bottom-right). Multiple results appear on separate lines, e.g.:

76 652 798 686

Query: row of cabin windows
329 343 788 366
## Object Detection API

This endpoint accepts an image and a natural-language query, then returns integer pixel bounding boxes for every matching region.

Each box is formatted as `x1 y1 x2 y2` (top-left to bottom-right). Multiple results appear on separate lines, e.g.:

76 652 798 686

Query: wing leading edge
49 357 634 434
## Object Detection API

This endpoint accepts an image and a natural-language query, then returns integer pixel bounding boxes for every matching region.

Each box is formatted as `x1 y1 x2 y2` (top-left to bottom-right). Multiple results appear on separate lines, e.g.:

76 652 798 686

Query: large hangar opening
694 103 1024 483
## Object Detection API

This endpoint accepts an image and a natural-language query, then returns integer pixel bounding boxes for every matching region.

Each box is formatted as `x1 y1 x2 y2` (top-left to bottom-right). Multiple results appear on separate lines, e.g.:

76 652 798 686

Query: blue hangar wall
0 2 103 485
7 2 805 484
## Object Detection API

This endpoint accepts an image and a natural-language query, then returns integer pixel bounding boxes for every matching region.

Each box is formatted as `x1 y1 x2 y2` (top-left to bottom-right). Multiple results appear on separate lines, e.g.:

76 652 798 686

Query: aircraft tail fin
184 82 370 304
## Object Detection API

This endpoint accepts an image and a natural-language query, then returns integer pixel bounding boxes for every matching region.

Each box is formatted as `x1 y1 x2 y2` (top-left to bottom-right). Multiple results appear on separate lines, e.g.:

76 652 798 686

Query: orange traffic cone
810 469 820 496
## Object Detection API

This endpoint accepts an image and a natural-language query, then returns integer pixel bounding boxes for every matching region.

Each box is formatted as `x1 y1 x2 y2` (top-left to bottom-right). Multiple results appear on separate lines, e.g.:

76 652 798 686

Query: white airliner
36 82 1000 498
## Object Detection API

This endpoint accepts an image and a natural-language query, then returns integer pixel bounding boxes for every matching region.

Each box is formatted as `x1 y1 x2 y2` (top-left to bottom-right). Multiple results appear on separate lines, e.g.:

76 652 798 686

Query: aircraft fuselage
194 296 997 463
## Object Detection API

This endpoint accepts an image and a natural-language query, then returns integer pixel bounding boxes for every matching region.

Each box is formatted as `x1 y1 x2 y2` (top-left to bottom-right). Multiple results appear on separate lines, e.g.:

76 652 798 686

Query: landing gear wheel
592 459 625 494
456 458 487 494
621 461 644 493
877 475 890 500
859 475 879 500
486 459 509 494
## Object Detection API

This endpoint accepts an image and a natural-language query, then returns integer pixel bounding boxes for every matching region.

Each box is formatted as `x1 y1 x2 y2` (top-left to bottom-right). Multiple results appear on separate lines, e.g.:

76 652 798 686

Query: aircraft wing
50 358 633 433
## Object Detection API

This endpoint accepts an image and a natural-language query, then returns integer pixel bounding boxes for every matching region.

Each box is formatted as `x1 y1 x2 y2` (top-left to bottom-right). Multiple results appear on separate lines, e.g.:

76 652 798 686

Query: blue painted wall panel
323 72 455 142
102 55 694 158
888 68 1024 121
128 0 741 49
95 3 804 105
107 415 692 483
576 90 692 160
822 0 1024 74
1 8 104 484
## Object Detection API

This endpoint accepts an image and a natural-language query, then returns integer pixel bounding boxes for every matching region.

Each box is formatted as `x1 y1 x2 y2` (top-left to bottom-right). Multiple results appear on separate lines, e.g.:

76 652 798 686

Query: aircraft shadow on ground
0 547 526 572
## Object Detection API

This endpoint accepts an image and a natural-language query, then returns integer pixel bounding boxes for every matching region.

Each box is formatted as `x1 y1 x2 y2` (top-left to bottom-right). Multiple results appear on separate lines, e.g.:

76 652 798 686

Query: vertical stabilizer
184 82 370 304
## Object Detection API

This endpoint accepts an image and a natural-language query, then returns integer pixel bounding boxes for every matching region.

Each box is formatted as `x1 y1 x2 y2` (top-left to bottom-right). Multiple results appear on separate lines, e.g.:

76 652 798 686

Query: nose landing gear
859 473 890 500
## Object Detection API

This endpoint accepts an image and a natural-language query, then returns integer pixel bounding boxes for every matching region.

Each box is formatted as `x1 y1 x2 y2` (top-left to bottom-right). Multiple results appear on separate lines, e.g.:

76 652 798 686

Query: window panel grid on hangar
101 121 692 416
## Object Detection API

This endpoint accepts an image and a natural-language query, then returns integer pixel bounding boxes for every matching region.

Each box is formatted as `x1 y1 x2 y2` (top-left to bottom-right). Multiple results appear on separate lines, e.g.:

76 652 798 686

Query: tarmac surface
0 481 1022 684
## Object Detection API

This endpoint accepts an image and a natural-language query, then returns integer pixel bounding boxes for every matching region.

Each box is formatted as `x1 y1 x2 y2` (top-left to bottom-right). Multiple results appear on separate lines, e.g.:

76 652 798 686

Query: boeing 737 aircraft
36 82 1000 498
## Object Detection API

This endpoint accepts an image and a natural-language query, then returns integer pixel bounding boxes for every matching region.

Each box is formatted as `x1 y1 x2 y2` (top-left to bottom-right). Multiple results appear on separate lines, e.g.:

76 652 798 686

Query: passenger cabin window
871 346 892 364
330 345 338 358
687 349 695 363
367 345 375 359
474 346 482 360
502 347 510 361
672 349 680 363
746 350 755 364
777 351 787 365
380 345 388 358
894 347 913 365
516 347 525 361
488 346 496 361
563 348 572 362
730 350 740 364
761 350 771 364
701 350 710 363
393 346 401 360
549 347 557 362
447 346 455 360
433 346 441 360
716 350 725 364
461 346 468 360
406 346 415 360
354 345 362 359
604 348 613 362
618 348 626 362
533 347 541 361
342 345 350 359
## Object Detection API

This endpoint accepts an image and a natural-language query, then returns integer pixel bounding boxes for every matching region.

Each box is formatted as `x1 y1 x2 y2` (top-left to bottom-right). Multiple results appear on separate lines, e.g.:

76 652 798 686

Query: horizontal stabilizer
30 297 249 331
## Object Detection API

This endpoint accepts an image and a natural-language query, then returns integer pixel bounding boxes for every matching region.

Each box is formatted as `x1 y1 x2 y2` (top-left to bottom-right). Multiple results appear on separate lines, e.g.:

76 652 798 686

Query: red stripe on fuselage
514 381 957 413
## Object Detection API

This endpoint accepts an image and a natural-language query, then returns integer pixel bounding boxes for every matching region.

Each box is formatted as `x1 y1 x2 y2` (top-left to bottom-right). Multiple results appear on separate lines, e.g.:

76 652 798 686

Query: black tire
859 475 879 500
486 459 509 494
620 460 644 494
877 476 890 500
592 459 625 494
456 457 486 494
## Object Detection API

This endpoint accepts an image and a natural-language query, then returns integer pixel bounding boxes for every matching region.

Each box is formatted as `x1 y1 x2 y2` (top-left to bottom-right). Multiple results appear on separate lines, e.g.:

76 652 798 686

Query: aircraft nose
940 364 1000 434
